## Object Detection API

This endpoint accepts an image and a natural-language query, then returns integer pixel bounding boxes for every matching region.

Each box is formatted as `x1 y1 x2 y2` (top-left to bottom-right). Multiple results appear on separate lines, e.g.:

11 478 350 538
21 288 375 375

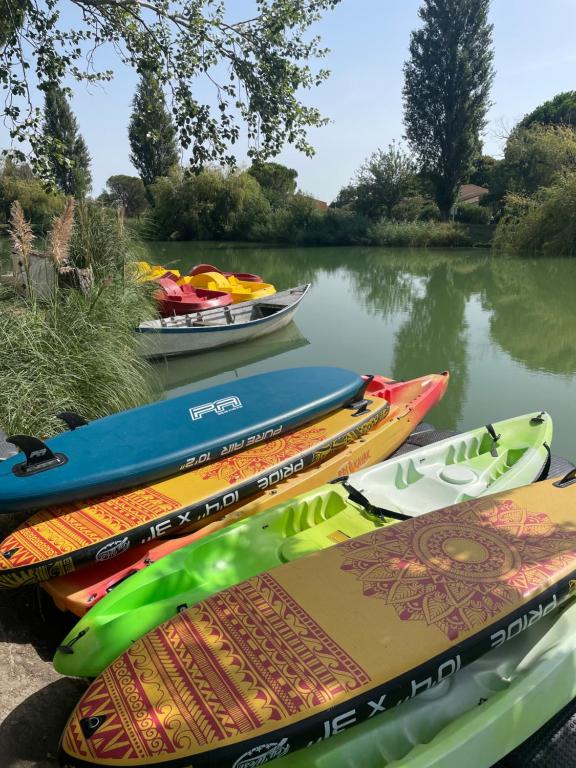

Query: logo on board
189 396 243 421
232 739 290 768
95 538 130 562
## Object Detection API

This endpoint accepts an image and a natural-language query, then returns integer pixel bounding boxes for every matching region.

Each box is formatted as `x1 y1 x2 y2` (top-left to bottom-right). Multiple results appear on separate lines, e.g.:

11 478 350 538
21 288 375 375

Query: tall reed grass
0 202 159 437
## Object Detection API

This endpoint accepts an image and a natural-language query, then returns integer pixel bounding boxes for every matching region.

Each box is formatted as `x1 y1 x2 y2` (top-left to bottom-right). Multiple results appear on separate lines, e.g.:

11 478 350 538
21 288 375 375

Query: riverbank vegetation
0 202 157 437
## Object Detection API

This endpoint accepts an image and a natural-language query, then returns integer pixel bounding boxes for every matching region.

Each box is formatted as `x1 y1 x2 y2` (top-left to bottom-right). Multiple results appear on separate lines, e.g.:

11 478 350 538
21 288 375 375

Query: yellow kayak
180 270 276 302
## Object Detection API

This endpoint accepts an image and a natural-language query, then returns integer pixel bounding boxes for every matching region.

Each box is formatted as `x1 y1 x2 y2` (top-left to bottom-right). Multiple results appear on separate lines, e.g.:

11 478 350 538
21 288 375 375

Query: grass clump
0 201 158 438
366 220 471 248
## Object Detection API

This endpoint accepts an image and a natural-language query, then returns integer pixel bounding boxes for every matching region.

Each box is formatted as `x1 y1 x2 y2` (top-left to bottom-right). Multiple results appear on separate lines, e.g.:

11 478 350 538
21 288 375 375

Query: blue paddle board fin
7 434 68 476
57 412 89 430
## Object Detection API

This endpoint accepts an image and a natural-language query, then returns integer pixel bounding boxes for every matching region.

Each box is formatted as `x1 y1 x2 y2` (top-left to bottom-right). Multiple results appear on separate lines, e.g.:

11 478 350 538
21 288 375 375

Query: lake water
146 243 576 463
3 239 575 462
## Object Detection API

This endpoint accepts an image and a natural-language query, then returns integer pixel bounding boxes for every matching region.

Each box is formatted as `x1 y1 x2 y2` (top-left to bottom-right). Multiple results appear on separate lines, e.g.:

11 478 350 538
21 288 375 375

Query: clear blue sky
5 0 576 200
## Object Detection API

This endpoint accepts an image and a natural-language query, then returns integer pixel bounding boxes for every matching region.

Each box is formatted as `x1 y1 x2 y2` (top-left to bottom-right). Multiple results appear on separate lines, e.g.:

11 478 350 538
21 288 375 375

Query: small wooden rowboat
137 283 310 358
154 277 232 317
189 263 263 282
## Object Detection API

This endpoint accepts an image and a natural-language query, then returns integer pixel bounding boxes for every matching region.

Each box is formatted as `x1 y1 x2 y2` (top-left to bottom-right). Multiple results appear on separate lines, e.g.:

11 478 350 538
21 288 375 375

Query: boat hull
138 284 310 358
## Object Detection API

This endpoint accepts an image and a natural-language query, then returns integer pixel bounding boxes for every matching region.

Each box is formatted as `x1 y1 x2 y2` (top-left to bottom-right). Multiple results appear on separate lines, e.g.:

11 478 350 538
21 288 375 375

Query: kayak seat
278 507 384 563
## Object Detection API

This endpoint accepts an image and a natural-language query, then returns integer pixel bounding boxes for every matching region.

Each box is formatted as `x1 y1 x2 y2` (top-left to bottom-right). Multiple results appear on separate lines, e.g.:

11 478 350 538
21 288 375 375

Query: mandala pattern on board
340 497 576 640
62 572 370 762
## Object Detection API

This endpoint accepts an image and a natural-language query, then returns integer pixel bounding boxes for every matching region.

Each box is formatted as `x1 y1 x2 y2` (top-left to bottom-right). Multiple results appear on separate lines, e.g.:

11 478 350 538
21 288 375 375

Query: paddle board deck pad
52 409 550 678
59 477 576 768
0 367 369 512
345 411 552 517
0 376 393 589
42 373 449 613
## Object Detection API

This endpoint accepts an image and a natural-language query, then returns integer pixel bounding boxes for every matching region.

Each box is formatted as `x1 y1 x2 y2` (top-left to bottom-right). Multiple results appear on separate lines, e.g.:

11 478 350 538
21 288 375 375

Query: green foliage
247 162 298 207
493 174 576 255
345 144 417 220
500 125 576 196
0 159 65 232
148 168 272 241
468 155 498 187
2 1 341 182
69 202 144 276
0 279 157 437
42 86 92 197
454 202 491 224
391 195 439 222
367 221 470 247
0 202 157 436
520 91 576 130
101 175 148 218
403 0 494 217
129 73 179 187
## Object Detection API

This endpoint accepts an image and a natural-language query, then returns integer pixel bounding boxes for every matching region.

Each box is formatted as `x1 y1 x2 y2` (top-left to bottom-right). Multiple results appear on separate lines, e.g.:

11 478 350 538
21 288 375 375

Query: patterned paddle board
42 373 449 614
0 381 393 590
60 476 576 768
0 366 367 512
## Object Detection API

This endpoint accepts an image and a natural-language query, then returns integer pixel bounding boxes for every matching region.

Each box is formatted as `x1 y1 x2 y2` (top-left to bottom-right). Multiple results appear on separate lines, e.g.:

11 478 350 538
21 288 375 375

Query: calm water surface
145 243 576 463
2 239 574 461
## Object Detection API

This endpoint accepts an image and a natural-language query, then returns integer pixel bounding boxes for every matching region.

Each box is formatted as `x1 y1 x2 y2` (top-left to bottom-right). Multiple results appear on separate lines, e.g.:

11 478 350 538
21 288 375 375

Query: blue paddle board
0 367 368 512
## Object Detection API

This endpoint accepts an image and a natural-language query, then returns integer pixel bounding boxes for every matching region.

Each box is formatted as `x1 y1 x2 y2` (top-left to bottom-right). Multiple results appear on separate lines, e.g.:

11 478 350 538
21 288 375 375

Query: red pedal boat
154 277 232 317
189 263 263 283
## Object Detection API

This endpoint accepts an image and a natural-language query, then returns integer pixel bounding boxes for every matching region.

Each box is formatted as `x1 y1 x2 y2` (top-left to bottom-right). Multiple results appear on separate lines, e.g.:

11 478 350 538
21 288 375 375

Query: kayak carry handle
485 424 501 458
56 411 89 431
57 628 88 655
553 467 576 489
530 411 546 425
536 442 552 482
7 434 68 477
343 482 410 522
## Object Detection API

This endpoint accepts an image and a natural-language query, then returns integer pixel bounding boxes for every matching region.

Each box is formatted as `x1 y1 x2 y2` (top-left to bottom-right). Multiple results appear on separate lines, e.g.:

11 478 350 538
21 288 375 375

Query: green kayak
54 411 552 677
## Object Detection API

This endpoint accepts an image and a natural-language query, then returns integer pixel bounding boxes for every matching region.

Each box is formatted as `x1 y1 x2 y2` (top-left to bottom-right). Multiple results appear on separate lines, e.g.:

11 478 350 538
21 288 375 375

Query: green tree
403 0 494 219
1 1 341 183
42 86 92 197
468 154 498 187
248 162 298 207
351 143 417 220
519 91 576 130
0 157 64 231
499 124 576 196
129 73 179 187
101 175 148 218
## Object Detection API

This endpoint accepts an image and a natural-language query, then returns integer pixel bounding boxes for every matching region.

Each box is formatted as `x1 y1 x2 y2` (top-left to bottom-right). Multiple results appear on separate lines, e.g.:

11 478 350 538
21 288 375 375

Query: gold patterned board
59 477 576 768
42 372 449 614
0 393 393 590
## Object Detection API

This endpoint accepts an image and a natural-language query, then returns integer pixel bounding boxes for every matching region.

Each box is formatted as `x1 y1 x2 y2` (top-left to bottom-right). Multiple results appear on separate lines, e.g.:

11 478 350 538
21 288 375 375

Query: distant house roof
313 199 328 210
458 184 489 203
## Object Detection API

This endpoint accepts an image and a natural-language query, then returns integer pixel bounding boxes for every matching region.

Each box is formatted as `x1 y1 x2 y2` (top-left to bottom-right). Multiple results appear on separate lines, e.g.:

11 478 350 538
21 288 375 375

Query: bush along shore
0 200 159 438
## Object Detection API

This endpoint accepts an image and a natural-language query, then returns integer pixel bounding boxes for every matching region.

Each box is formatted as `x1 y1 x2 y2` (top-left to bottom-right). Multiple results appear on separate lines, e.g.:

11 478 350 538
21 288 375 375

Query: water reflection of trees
392 265 470 428
481 258 576 375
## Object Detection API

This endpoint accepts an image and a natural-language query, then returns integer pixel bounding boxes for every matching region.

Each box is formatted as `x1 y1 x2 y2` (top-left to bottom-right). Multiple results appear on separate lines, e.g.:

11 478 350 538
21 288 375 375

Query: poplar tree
403 0 494 219
128 72 180 187
42 86 92 197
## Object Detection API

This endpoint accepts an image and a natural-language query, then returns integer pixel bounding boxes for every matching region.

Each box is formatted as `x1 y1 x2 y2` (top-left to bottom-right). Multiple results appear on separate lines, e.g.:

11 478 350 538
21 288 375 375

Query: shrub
392 195 440 222
493 173 576 255
366 221 471 248
454 202 491 224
